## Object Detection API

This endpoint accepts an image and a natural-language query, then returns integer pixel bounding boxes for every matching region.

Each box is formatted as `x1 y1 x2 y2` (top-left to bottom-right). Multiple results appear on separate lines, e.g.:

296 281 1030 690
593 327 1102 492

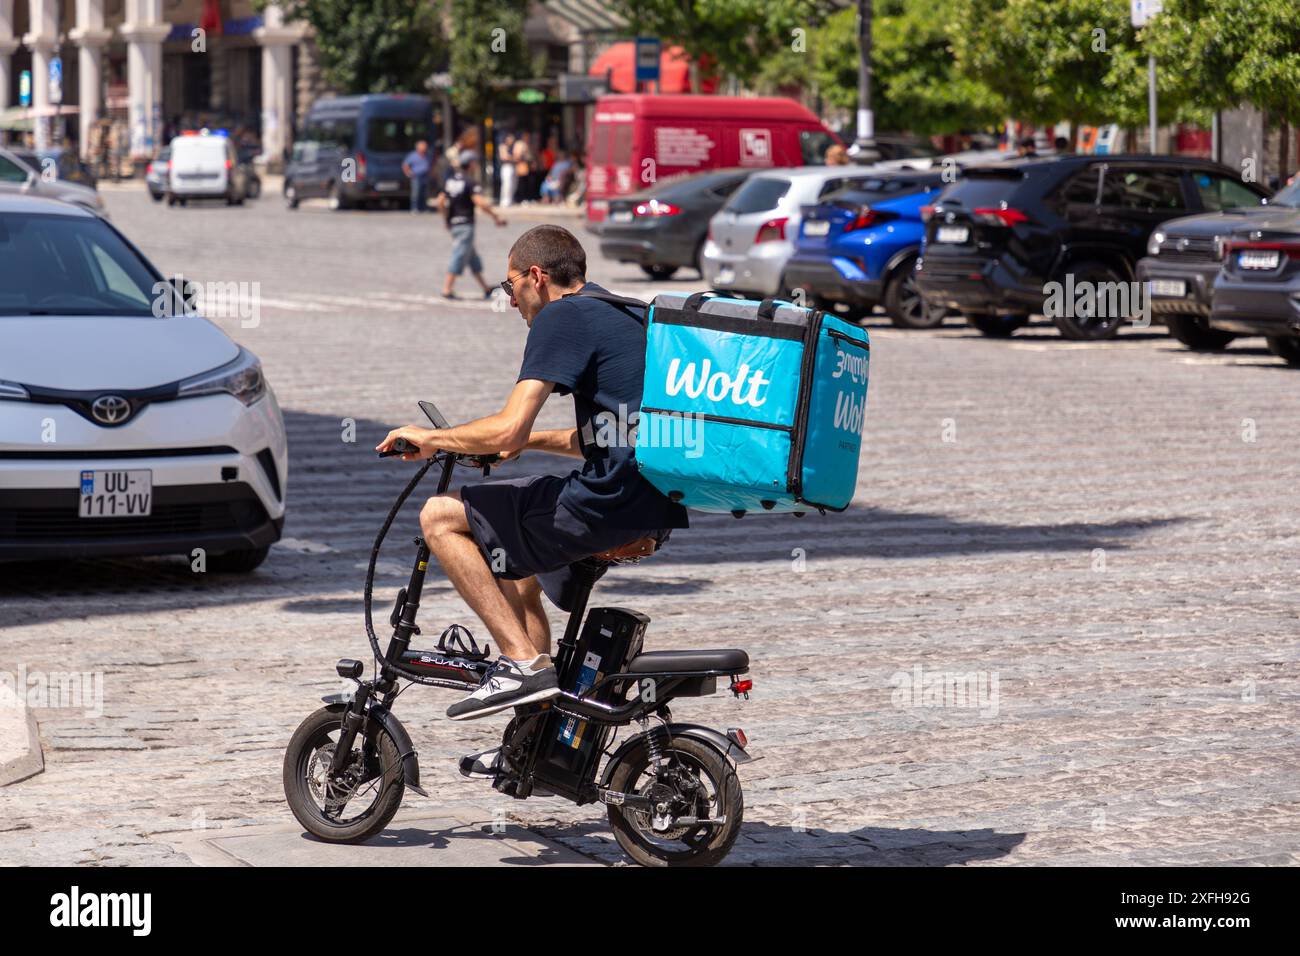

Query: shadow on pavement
537 819 1027 866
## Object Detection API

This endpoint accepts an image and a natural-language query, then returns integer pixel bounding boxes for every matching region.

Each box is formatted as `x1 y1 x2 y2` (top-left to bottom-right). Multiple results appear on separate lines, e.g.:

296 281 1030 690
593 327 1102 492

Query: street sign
1131 0 1163 27
49 56 63 106
635 37 661 84
19 70 31 107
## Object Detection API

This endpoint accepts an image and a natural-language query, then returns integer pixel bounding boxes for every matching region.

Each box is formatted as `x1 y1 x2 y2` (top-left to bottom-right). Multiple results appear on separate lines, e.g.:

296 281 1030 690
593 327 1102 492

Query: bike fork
329 682 373 775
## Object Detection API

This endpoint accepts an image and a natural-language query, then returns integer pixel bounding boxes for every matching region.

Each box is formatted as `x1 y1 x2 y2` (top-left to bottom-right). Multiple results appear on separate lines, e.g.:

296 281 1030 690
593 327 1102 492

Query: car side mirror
21 170 36 191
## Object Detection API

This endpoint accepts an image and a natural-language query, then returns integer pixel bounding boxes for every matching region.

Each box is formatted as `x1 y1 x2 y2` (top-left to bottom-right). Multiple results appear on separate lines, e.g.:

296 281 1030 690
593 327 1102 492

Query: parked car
10 146 97 190
1207 208 1300 366
782 170 948 328
916 154 1267 339
585 93 841 228
0 194 287 569
145 147 170 201
1135 175 1295 349
284 93 433 211
702 166 887 298
167 131 250 206
0 145 105 215
599 168 750 279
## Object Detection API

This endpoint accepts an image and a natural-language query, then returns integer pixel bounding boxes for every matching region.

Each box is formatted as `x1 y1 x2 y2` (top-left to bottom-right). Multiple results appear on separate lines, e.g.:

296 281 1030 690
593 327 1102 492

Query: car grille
0 485 269 540
1159 237 1219 264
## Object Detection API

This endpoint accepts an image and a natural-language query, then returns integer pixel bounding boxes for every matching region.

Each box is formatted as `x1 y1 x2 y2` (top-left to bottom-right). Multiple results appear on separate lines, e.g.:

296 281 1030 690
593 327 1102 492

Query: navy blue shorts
460 474 661 611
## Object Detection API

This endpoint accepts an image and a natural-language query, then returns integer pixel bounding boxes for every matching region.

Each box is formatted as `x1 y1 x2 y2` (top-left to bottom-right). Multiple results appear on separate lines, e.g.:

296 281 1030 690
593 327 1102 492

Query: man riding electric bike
375 225 689 724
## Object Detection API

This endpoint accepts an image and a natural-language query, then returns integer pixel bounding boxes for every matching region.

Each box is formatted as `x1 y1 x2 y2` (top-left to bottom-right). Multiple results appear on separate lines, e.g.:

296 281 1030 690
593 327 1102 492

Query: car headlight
1147 231 1165 257
0 380 30 401
176 347 266 406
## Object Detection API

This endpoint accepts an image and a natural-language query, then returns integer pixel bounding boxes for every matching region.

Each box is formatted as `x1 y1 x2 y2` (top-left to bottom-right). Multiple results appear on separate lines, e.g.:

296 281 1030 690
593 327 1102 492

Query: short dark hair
508 225 587 287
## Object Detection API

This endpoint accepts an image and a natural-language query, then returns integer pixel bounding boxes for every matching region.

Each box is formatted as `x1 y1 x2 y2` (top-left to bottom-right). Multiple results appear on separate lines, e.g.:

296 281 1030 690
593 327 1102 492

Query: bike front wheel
283 704 405 843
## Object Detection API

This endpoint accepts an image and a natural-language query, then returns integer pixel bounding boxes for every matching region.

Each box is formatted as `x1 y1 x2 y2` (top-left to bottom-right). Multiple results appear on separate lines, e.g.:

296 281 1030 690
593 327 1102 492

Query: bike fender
600 722 753 788
341 703 425 799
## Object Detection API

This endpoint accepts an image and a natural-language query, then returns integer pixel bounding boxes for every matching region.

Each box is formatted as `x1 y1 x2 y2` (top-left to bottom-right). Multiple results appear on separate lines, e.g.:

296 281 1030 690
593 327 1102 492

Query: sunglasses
500 268 547 298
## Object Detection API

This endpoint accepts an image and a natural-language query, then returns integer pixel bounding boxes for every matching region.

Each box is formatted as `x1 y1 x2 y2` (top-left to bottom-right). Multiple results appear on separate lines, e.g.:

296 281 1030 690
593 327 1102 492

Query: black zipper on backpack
786 309 825 497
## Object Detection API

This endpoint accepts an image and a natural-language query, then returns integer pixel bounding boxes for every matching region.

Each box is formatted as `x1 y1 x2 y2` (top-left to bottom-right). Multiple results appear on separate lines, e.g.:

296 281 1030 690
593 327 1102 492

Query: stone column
0 1 18 116
119 0 169 162
70 0 112 160
24 0 59 150
254 4 304 171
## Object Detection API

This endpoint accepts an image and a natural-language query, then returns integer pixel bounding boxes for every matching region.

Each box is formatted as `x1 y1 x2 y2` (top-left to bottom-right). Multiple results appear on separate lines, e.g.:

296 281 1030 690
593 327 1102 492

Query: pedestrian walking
436 150 506 299
499 132 518 207
402 139 433 213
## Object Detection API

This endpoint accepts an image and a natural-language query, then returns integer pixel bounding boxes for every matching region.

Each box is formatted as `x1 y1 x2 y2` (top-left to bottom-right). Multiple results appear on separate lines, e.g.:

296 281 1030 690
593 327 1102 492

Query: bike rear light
634 199 681 217
755 217 788 243
727 728 749 749
730 678 753 698
972 206 1028 227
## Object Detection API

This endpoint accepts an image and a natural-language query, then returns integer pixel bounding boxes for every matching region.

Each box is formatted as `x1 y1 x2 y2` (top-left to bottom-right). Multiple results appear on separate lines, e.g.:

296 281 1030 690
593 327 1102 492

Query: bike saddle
437 624 491 661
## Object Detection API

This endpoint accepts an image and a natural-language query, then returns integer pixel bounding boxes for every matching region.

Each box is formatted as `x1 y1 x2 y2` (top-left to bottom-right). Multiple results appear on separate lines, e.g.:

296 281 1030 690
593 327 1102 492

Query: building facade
0 0 307 168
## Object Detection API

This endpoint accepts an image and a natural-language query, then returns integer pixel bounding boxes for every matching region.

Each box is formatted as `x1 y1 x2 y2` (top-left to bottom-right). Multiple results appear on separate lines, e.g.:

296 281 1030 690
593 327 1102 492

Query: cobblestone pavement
2 187 1298 866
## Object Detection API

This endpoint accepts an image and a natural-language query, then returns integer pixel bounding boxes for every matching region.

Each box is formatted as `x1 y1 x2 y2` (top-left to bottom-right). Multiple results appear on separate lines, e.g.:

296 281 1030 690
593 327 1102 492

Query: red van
585 94 840 227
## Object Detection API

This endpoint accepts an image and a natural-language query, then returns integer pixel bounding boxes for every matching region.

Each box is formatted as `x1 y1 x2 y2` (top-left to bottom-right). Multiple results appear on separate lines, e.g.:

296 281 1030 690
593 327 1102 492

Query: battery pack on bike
531 607 648 802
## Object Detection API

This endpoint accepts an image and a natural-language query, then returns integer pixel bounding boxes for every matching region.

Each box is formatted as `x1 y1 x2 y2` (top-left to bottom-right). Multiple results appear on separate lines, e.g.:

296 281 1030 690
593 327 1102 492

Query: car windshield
1270 178 1300 207
0 213 161 316
726 176 791 214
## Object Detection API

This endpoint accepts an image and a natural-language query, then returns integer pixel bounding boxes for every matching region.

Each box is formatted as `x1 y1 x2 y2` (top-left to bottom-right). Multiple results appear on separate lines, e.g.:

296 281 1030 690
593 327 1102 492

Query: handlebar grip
378 437 419 458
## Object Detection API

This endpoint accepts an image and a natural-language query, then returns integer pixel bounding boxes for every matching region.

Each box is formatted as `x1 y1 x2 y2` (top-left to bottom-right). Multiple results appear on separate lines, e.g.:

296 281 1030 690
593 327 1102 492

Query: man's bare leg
418 492 536 660
499 576 550 657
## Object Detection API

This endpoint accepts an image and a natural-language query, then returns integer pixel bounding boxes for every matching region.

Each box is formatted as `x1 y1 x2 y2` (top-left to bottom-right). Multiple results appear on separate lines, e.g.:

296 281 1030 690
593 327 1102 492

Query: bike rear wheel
283 704 405 843
605 735 742 867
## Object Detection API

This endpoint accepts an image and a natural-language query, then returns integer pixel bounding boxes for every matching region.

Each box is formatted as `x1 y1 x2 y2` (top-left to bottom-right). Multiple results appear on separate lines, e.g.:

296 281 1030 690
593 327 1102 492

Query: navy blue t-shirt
517 283 689 531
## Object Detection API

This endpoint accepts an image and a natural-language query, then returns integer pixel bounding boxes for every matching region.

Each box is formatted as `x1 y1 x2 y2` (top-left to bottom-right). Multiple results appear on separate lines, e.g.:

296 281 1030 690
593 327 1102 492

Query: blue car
783 171 947 328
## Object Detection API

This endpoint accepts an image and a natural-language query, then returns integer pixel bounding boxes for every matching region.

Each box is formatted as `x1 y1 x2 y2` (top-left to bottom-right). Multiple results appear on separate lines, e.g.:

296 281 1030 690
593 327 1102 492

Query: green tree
273 0 446 94
446 0 539 118
950 0 1187 131
1145 0 1300 126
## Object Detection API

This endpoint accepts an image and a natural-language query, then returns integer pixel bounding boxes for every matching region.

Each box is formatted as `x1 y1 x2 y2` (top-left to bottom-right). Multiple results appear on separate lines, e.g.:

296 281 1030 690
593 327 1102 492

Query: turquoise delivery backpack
634 291 870 515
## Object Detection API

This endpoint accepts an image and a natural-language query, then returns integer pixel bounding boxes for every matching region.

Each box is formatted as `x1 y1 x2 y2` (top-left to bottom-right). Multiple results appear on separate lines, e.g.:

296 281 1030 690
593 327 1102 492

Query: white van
167 133 248 206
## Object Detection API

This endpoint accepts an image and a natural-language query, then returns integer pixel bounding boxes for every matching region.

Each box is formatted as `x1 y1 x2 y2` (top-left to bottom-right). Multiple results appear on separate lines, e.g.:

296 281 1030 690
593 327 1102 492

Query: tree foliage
273 0 447 95
446 0 539 118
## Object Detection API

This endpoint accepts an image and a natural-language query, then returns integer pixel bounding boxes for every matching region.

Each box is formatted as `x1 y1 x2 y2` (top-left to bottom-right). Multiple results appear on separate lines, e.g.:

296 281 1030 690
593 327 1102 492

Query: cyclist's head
507 225 587 324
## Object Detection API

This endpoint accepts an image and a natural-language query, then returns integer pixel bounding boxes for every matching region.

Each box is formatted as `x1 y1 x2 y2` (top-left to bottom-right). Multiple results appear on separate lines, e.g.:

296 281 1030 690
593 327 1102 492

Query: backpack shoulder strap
565 288 650 323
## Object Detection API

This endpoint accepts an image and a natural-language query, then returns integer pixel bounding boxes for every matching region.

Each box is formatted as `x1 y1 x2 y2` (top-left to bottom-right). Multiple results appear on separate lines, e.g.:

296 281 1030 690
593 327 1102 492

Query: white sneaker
446 656 559 721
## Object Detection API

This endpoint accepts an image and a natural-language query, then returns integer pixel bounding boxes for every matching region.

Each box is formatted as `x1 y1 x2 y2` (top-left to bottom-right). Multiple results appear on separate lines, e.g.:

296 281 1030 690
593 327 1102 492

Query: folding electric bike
282 401 753 866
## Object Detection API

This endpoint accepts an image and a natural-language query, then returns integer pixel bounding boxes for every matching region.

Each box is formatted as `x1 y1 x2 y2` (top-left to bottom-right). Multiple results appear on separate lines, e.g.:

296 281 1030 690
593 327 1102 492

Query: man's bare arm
526 428 581 458
376 379 554 459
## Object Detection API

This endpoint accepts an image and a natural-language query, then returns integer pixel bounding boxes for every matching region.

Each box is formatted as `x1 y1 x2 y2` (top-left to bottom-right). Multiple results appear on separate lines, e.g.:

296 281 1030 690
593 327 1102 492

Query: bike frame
327 452 749 808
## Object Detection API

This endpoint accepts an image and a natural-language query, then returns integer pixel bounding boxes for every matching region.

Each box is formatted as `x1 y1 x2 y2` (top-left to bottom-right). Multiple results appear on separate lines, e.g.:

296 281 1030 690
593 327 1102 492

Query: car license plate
1239 250 1280 270
1150 279 1187 297
610 210 633 223
79 469 152 518
804 220 830 236
375 181 399 192
936 225 969 243
715 267 735 285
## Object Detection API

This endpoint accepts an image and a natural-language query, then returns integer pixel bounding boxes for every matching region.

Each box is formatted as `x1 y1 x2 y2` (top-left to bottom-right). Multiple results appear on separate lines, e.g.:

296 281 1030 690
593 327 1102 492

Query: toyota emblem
91 395 132 425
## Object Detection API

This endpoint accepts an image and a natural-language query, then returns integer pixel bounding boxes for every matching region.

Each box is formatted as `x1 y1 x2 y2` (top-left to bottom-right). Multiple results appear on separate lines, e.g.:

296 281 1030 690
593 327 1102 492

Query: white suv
0 194 286 571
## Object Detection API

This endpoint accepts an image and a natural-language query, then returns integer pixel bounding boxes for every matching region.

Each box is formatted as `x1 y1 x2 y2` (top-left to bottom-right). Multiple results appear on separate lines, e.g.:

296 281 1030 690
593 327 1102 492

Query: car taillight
972 206 1028 227
845 208 896 232
634 199 681 217
146 162 154 175
225 158 232 170
356 151 367 180
1222 240 1300 259
755 217 788 243
707 223 714 242
919 204 936 222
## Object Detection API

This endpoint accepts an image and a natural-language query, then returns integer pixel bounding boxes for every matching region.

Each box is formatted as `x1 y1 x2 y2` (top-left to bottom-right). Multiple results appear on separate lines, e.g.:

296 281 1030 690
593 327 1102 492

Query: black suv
916 155 1269 339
